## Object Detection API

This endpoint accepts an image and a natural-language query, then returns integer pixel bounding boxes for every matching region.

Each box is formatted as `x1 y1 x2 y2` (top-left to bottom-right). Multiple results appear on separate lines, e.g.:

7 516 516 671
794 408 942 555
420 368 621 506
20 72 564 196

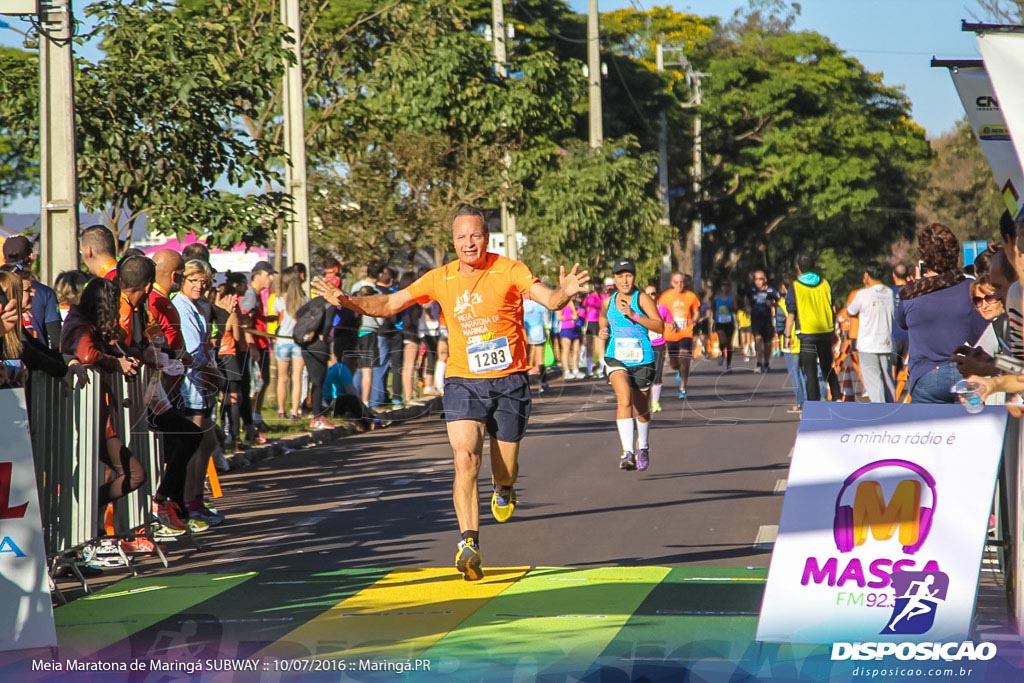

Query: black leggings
301 342 331 418
716 323 735 365
98 440 147 509
148 408 203 507
799 333 841 401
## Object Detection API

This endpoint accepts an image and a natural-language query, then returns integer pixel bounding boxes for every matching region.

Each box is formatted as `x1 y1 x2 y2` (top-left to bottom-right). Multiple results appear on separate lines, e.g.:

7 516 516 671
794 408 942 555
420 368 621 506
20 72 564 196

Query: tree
74 0 291 250
0 1 293 251
973 0 1024 21
0 46 38 206
696 24 931 288
916 118 1006 243
519 138 671 281
309 0 583 271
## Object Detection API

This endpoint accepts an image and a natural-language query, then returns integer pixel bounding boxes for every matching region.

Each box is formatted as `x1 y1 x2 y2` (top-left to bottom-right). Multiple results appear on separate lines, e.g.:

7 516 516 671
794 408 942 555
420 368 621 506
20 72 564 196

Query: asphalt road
155 355 800 578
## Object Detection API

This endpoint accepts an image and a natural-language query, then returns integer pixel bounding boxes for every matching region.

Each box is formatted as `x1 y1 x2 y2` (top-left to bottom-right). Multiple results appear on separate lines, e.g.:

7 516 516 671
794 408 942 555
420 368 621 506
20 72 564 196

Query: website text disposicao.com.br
834 641 996 679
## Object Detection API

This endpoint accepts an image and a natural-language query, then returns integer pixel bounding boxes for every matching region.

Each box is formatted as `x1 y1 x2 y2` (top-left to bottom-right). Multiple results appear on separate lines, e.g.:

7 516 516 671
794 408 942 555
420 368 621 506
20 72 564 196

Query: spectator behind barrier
0 270 87 399
60 278 147 527
54 270 93 321
895 223 989 403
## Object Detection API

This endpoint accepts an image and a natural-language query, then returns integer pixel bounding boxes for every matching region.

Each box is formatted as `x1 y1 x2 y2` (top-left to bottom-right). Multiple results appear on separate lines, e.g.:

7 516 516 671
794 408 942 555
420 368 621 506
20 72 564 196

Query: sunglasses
972 294 999 306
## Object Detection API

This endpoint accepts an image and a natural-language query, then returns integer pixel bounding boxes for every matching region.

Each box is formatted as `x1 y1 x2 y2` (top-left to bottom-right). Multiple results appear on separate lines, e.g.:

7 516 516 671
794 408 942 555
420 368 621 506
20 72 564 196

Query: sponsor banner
977 31 1024 219
945 63 1024 219
0 388 56 652
756 403 1005 645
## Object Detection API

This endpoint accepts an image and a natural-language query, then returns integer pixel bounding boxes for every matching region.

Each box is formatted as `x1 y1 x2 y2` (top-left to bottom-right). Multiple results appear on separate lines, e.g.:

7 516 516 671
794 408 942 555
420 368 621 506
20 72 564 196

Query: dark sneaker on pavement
491 486 517 523
619 451 637 471
636 448 650 471
455 540 484 581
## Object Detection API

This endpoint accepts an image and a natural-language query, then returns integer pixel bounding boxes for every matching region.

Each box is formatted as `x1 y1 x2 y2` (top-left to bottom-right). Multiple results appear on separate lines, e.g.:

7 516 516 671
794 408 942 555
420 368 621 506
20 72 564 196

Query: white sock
435 360 446 388
637 419 650 450
651 384 662 404
616 418 635 454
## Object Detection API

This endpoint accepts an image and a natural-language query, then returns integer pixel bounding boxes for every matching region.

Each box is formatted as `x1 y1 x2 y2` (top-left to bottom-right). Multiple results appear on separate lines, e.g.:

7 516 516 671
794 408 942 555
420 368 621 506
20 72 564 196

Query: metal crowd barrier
27 367 168 561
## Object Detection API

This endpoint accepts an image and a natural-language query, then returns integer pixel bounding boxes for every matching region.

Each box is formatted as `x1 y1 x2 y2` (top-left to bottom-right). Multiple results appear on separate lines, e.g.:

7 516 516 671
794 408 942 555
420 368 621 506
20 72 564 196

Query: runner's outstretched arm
530 263 590 311
311 277 414 317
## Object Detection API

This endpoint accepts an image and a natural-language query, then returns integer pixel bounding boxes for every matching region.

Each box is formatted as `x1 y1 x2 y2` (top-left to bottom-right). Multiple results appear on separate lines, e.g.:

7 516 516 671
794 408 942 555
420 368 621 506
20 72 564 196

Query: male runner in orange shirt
313 206 589 581
657 273 702 398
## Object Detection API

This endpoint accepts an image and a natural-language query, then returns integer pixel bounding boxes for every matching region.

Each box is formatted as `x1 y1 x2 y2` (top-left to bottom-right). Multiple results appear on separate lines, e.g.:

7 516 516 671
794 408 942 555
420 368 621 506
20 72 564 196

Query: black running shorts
604 358 656 391
443 372 532 443
751 317 775 340
665 338 694 356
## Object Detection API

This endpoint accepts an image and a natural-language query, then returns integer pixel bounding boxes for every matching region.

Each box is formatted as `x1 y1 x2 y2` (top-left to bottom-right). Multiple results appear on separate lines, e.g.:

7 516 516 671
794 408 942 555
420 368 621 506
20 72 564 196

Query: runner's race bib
614 337 644 363
674 316 689 330
467 337 512 373
716 308 732 324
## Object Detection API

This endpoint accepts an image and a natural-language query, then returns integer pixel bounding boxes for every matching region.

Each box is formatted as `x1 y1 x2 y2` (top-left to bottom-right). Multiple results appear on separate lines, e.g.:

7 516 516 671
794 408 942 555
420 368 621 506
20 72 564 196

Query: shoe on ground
120 537 156 554
187 518 211 534
82 541 127 569
619 451 637 471
212 448 231 473
153 500 188 531
787 405 803 414
276 410 285 418
455 540 484 581
188 505 224 526
491 486 517 523
677 389 687 399
717 357 724 366
636 448 650 472
152 522 187 538
311 417 336 430
651 400 662 413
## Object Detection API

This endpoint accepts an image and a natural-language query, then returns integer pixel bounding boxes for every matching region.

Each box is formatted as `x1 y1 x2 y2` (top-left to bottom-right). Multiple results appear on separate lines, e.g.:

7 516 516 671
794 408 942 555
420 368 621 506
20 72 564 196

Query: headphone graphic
833 459 937 555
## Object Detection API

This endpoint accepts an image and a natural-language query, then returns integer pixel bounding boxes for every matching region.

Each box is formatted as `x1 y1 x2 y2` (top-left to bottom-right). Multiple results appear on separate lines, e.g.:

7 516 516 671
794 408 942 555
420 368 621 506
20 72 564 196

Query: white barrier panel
757 403 1006 644
0 388 57 652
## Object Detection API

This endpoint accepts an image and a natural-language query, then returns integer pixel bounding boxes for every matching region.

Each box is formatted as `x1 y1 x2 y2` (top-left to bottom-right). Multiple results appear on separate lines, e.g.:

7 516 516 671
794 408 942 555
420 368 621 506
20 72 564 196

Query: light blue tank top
606 291 655 366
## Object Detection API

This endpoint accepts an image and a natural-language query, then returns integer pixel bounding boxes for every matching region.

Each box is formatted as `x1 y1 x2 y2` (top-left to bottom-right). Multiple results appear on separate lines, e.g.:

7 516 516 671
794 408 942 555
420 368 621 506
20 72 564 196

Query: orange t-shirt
406 253 540 379
657 289 702 342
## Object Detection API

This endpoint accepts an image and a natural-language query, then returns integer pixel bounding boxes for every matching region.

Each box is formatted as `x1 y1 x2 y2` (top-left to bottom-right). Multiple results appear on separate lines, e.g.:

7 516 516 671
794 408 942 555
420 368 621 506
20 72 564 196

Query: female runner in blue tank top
599 258 664 472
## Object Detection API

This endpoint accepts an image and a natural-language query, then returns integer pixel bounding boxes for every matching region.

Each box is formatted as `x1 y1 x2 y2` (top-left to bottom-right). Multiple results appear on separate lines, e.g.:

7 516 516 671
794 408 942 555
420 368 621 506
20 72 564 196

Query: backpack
292 298 329 348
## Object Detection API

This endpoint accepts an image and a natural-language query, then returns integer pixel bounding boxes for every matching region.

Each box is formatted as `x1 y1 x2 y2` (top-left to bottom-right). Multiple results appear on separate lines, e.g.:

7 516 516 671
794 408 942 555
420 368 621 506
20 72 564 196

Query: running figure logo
882 570 948 635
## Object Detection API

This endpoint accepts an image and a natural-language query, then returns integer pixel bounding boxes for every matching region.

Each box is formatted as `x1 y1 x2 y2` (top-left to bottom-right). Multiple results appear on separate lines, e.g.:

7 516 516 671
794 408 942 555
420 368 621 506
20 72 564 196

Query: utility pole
655 42 671 290
281 0 310 279
36 0 79 282
587 0 603 148
492 0 518 259
688 70 703 293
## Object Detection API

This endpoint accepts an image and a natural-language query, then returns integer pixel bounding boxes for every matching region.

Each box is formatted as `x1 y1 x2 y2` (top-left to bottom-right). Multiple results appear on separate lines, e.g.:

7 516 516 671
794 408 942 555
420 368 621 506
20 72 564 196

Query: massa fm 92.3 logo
833 459 936 555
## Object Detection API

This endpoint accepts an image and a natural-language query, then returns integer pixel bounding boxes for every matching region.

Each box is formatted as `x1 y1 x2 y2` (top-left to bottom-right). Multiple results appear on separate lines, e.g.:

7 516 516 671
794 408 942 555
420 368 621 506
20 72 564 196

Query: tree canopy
0 0 980 292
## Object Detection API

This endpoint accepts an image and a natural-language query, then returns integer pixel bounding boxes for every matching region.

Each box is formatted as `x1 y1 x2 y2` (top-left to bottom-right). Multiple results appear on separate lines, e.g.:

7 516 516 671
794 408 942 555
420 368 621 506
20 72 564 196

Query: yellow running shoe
455 540 484 581
490 486 517 523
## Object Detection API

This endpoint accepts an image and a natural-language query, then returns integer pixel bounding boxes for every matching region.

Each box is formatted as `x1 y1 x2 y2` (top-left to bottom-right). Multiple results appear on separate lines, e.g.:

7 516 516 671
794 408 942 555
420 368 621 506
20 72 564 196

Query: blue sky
0 1 993 214
569 0 984 136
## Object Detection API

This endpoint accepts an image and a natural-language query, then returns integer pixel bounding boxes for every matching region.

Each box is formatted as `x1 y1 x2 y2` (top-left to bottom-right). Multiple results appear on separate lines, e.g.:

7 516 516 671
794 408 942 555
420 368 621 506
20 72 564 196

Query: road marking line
753 525 778 550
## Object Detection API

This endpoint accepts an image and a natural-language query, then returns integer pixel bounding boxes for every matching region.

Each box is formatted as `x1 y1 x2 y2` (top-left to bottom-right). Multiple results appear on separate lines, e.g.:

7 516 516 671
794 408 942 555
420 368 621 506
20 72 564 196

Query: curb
221 397 443 471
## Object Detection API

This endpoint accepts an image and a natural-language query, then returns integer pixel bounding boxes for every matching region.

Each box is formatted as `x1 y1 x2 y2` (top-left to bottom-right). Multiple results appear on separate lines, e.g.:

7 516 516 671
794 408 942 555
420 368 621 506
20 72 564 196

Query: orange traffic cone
711 334 721 358
838 356 857 402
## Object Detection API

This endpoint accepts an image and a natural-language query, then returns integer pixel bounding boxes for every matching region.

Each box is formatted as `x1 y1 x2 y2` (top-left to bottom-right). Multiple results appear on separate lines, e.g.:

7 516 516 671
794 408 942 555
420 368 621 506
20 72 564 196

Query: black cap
2 235 32 263
251 260 277 275
611 257 636 275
